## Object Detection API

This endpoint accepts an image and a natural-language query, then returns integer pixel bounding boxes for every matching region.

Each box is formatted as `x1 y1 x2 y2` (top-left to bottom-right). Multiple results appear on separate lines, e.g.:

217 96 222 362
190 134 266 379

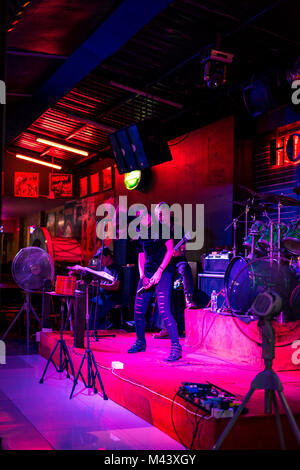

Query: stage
39 309 300 450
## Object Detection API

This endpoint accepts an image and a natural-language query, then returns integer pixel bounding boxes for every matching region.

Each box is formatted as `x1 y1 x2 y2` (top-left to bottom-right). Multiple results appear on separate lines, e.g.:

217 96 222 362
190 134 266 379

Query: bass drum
224 256 298 317
224 256 254 314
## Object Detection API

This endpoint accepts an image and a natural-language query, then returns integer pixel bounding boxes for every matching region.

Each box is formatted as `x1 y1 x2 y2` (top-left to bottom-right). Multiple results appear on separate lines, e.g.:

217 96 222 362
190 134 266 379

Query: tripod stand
69 282 108 400
213 318 300 450
1 291 41 353
39 293 75 383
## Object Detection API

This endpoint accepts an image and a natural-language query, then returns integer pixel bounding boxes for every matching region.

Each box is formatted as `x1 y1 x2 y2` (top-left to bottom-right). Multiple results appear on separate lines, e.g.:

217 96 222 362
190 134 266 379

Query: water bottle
211 290 218 313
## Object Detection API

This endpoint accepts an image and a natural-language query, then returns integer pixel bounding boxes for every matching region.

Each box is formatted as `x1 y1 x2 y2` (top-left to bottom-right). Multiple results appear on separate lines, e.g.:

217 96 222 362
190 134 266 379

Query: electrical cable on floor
70 347 213 422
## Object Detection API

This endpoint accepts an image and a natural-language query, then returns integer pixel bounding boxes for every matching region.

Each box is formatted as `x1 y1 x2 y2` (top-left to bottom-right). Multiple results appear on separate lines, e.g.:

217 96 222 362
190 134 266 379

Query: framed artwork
79 176 88 197
102 166 113 191
49 173 72 197
90 172 99 194
14 172 39 198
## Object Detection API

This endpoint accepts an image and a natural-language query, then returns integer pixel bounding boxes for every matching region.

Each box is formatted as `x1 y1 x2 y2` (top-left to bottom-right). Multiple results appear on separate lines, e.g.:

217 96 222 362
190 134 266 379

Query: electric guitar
137 232 194 294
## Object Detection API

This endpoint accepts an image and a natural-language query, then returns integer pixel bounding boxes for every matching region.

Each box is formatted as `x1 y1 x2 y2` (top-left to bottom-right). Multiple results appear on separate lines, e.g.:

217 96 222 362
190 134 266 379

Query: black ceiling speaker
108 119 173 174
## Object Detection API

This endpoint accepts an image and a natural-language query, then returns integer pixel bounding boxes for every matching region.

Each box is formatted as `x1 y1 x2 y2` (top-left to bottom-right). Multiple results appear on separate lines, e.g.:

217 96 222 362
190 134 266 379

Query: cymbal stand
233 219 237 257
245 203 249 258
248 229 257 260
277 201 282 265
225 207 247 257
269 222 274 265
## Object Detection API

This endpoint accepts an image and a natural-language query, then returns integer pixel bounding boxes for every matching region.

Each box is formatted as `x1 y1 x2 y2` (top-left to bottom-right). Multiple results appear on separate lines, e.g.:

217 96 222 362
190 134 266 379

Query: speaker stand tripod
69 283 108 400
213 319 300 450
39 293 75 383
1 291 41 353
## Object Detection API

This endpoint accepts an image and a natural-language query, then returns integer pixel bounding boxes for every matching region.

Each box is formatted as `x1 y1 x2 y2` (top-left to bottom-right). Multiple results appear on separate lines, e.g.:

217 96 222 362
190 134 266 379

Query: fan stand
1 291 41 353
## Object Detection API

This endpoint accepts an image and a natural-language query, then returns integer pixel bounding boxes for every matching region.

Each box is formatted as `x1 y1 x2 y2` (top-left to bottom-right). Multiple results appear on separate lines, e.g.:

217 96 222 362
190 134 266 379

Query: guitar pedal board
177 382 248 418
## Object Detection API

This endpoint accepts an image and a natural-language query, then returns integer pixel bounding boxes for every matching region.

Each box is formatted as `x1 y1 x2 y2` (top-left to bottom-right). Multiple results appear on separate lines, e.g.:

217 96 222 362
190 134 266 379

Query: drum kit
224 185 300 318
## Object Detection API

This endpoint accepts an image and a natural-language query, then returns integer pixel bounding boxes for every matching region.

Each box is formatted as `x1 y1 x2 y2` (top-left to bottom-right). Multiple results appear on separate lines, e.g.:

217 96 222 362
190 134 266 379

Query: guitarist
153 202 196 339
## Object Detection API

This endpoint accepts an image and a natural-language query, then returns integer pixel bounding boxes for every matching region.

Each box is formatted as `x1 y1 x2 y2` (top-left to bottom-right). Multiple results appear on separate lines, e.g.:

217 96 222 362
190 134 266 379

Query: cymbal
252 203 274 212
233 200 247 207
260 193 300 206
233 200 273 212
293 185 300 196
238 185 260 198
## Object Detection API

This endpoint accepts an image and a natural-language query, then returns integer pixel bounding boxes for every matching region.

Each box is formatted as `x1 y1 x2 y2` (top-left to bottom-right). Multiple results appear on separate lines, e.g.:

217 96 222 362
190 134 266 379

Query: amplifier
203 252 232 273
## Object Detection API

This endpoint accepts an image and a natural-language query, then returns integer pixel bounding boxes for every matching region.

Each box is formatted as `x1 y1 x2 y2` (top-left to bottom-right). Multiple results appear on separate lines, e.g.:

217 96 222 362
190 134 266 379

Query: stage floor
40 330 300 450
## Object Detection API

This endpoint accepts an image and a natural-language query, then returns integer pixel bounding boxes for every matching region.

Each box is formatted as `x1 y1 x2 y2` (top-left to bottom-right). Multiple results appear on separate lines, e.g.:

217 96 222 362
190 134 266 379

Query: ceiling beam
6 0 174 145
109 81 183 108
7 92 32 97
62 112 117 134
6 49 68 60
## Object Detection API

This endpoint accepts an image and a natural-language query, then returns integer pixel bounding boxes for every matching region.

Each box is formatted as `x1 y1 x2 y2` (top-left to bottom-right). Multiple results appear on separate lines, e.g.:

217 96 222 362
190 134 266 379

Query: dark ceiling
4 0 300 170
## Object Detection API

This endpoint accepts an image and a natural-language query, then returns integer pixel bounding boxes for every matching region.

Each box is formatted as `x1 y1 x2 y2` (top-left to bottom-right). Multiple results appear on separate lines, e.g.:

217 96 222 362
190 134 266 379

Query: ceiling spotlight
203 49 234 89
36 138 89 156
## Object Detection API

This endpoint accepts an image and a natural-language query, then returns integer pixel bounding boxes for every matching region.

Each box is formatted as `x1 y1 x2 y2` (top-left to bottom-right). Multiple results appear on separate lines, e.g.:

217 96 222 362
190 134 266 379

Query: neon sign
270 133 300 166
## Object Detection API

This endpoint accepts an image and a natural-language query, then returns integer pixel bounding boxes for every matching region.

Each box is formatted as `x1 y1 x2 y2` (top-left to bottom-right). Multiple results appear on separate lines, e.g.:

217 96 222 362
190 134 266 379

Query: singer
128 210 182 361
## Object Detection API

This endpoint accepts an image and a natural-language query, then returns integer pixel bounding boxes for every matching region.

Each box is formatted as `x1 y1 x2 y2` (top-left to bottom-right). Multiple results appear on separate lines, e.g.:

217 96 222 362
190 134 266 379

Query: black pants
134 270 179 344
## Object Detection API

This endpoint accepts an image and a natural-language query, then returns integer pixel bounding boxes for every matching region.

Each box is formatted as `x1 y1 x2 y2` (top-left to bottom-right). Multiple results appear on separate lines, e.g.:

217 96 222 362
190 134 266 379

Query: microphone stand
69 280 108 400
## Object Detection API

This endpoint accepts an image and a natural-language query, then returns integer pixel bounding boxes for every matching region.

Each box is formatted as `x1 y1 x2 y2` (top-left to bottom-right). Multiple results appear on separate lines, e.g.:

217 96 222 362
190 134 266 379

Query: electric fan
2 247 55 352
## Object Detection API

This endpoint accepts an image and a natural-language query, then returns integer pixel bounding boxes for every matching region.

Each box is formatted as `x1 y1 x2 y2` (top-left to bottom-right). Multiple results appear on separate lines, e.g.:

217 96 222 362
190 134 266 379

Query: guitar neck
174 237 186 251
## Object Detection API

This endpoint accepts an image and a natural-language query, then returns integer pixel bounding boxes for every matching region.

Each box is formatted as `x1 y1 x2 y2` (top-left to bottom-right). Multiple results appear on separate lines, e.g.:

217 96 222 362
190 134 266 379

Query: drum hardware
225 216 242 258
277 202 281 265
226 205 251 258
224 256 298 319
259 193 300 207
233 200 273 213
223 187 300 320
238 184 261 199
270 222 274 263
243 220 266 258
283 217 300 256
